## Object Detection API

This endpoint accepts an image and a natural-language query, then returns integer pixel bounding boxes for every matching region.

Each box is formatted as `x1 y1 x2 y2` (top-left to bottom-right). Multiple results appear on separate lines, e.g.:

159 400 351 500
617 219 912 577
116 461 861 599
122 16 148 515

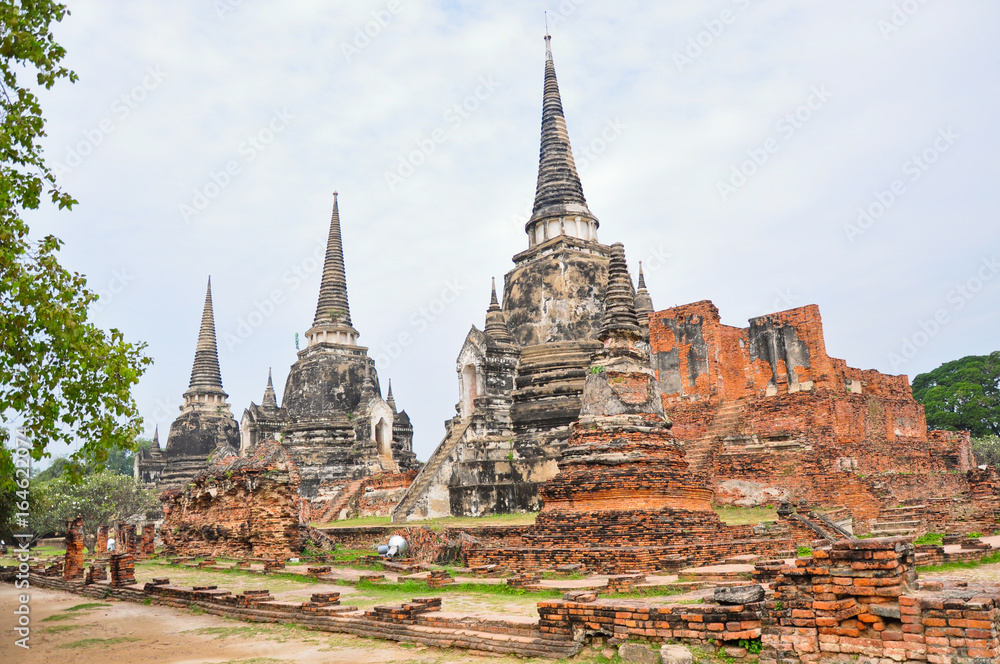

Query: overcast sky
20 1 1000 462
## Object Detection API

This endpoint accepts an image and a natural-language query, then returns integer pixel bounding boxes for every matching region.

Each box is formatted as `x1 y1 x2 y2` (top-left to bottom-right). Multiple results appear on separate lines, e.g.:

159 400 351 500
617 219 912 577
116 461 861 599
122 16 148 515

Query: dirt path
0 585 547 664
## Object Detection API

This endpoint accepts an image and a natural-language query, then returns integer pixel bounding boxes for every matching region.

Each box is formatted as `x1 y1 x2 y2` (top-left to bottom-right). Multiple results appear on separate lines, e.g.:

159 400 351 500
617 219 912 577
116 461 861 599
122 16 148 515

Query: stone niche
160 440 305 559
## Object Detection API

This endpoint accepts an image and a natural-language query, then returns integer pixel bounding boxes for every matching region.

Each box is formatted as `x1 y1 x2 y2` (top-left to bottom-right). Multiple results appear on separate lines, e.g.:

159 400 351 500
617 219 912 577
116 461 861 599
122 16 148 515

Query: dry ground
0 585 585 664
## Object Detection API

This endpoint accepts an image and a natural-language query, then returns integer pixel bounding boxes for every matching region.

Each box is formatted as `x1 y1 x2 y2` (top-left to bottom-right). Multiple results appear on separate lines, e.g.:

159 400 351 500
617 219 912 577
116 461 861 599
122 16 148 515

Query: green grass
193 626 265 639
712 505 777 525
43 624 88 633
354 577 563 600
914 532 944 546
917 550 1000 574
41 614 78 622
41 603 108 622
797 546 812 557
58 637 139 649
65 603 107 611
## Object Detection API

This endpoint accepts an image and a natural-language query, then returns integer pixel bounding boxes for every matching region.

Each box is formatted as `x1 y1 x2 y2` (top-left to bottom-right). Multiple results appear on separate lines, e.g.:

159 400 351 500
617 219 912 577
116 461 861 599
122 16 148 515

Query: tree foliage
34 471 157 553
33 437 150 481
0 1 152 485
912 352 1000 437
971 435 1000 469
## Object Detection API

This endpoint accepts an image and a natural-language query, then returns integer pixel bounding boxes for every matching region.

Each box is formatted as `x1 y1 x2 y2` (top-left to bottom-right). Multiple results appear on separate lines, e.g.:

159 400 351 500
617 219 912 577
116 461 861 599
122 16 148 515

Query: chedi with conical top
156 278 240 489
241 193 418 498
394 35 639 523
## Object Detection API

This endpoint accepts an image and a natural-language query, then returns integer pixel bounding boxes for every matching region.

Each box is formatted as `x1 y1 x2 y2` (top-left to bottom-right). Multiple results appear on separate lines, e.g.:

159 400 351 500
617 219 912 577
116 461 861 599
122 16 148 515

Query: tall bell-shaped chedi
157 278 241 488
241 194 418 498
394 35 640 523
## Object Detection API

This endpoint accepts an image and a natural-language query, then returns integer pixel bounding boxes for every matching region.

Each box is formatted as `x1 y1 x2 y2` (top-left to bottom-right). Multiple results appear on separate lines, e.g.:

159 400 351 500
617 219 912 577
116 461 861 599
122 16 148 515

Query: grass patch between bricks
711 505 777 525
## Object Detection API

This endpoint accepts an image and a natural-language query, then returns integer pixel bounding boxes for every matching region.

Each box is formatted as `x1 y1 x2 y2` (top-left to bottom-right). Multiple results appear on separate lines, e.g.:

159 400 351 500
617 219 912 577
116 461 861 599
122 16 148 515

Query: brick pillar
64 515 85 581
140 525 155 558
108 553 136 587
96 525 109 554
119 523 138 555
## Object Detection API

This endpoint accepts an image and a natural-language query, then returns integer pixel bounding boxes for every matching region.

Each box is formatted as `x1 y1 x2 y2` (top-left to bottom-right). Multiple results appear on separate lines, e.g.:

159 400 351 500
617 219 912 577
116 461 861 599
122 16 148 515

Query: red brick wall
160 441 305 559
650 301 977 528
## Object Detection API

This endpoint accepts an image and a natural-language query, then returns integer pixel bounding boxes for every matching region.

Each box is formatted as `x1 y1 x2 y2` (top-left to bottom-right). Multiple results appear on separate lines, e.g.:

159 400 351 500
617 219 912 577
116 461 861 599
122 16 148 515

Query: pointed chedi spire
484 277 515 345
261 368 279 412
184 277 229 408
307 192 360 347
600 243 641 341
386 379 396 413
526 34 599 247
151 425 160 451
634 261 654 327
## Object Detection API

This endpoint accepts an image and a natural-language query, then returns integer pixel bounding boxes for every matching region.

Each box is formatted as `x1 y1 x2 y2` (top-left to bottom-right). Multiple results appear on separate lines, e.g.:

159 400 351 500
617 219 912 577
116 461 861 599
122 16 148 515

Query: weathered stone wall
160 440 305 559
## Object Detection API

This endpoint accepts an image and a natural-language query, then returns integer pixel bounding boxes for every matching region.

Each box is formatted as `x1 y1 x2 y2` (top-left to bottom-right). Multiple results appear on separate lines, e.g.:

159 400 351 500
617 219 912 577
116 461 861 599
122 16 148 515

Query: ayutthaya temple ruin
133 33 991 547
25 31 1000 664
135 278 240 489
392 35 616 522
651 301 974 529
391 35 979 531
241 193 419 497
139 194 419 506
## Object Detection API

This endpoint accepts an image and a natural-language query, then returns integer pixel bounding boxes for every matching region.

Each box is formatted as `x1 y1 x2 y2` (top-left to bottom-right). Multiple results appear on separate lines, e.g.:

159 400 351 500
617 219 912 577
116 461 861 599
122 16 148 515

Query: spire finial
152 425 160 447
187 277 226 393
312 191 354 329
634 260 654 326
490 277 499 306
526 32 598 244
544 15 552 60
386 378 397 412
261 367 278 411
484 278 515 345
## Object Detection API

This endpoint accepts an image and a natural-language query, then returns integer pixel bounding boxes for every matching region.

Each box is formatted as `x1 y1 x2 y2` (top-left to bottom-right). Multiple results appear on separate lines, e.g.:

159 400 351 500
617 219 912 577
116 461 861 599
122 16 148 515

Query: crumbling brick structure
140 524 155 558
160 439 306 558
96 525 109 555
313 470 418 523
118 523 138 555
108 553 136 588
651 301 977 529
760 537 1000 663
63 516 84 581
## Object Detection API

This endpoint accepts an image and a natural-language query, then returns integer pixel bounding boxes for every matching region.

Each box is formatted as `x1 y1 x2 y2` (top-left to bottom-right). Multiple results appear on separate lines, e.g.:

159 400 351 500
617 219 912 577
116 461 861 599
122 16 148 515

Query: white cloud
21 0 1000 460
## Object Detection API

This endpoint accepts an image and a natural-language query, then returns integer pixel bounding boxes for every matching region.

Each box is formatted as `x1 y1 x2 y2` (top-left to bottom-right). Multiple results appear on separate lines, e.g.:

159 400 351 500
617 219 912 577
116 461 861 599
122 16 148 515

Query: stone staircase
313 479 366 524
870 505 925 537
684 399 745 471
391 419 471 523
